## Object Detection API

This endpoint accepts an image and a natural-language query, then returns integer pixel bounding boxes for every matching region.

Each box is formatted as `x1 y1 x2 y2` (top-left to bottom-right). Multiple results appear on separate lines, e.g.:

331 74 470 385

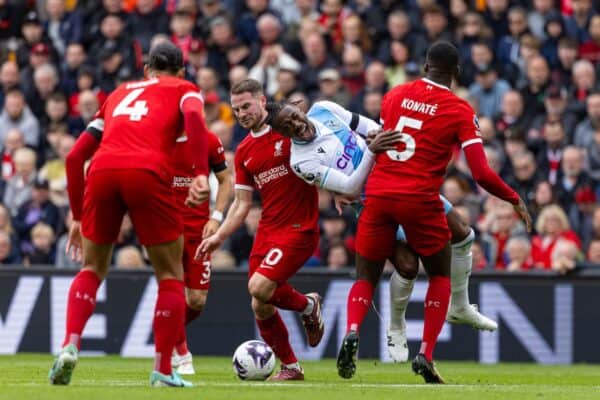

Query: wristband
211 210 224 223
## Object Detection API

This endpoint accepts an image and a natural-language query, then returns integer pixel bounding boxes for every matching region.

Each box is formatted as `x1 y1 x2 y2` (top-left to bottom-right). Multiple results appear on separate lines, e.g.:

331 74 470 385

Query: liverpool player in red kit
171 131 232 375
49 43 210 388
199 79 324 381
337 42 532 383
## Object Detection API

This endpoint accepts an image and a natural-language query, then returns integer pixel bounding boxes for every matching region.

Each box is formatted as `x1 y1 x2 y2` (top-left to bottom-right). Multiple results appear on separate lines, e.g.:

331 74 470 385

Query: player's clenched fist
185 174 210 207
195 233 224 260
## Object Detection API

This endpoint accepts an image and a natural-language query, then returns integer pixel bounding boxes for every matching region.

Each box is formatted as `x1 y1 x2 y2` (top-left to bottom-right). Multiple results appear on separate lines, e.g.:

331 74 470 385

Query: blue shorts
396 195 452 241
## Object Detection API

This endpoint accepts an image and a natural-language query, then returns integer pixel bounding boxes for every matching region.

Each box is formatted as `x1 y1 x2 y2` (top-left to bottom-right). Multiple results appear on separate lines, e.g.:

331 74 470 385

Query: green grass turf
1 354 600 400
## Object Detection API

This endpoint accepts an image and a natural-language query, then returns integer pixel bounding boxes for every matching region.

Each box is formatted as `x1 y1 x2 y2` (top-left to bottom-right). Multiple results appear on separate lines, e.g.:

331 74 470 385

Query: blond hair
31 222 55 241
535 204 570 234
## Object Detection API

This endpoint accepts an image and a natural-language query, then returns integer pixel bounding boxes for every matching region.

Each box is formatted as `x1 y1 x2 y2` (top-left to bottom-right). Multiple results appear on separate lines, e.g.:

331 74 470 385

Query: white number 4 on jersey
112 88 149 121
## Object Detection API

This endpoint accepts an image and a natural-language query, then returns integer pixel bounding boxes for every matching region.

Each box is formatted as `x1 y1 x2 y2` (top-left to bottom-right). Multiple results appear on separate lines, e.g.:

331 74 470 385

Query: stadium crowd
0 0 599 272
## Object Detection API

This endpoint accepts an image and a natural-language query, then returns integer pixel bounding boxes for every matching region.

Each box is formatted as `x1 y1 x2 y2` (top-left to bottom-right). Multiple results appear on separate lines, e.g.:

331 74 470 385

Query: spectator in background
468 64 510 118
238 0 279 45
319 210 353 265
507 151 542 205
341 45 366 97
457 12 492 65
271 68 299 102
299 31 337 98
0 88 40 148
362 90 382 121
196 66 227 103
376 10 427 66
248 16 300 97
529 180 556 224
505 236 533 271
573 91 600 148
0 61 20 109
541 11 566 69
115 245 147 269
484 0 510 44
568 59 597 120
206 17 251 85
384 40 410 88
13 177 60 250
44 0 82 57
89 12 139 77
20 42 54 102
82 0 128 47
537 121 567 185
0 230 20 265
203 91 234 126
16 11 55 70
39 134 73 207
340 14 372 56
531 204 582 269
587 127 600 182
551 238 581 274
170 9 195 63
209 120 233 150
472 239 489 269
318 0 352 51
326 242 351 270
60 42 87 96
349 60 386 114
527 0 553 41
3 147 37 217
68 66 107 118
43 92 83 137
96 41 131 93
552 38 579 90
479 200 528 269
72 89 99 128
315 68 350 107
495 90 530 135
23 221 55 265
195 0 232 41
530 84 577 142
0 202 20 262
564 0 595 44
519 54 550 122
228 65 249 89
0 128 24 182
587 238 600 263
184 39 208 81
28 62 60 121
130 0 170 55
422 5 453 50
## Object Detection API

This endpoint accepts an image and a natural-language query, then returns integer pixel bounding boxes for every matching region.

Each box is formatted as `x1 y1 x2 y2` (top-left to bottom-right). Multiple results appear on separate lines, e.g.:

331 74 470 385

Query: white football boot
447 304 498 331
386 328 409 362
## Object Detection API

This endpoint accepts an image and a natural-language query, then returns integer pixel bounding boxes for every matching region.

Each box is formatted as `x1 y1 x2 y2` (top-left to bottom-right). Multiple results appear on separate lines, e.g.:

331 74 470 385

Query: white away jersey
290 101 379 195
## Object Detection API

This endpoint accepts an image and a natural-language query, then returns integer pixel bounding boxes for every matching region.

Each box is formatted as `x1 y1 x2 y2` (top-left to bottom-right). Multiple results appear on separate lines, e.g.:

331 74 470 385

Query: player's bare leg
146 236 192 388
251 292 305 381
172 288 207 375
49 238 113 385
446 210 497 331
338 255 385 379
412 243 452 384
387 242 419 362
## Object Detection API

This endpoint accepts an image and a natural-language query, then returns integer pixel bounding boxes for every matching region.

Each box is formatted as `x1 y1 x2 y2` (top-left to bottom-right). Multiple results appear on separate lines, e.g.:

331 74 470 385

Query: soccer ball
232 340 276 380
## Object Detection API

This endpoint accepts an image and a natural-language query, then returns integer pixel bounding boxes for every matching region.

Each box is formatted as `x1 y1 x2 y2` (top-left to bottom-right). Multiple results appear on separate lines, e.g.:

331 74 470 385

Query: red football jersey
234 126 319 233
88 76 202 181
367 78 482 198
172 131 227 236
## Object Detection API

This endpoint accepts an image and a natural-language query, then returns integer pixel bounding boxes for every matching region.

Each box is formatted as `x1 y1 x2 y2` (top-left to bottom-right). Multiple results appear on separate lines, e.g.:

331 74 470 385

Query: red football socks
62 269 101 349
153 279 185 375
267 283 309 312
346 280 374 333
256 311 297 365
174 305 203 356
419 276 451 362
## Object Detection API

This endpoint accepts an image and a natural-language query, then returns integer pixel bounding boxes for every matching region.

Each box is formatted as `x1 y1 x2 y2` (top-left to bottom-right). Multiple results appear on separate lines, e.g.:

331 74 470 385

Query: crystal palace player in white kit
266 99 498 365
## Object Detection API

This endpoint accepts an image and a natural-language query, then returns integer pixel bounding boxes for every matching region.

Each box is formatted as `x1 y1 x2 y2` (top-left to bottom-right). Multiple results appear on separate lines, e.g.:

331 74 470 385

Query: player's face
272 104 315 141
231 91 267 130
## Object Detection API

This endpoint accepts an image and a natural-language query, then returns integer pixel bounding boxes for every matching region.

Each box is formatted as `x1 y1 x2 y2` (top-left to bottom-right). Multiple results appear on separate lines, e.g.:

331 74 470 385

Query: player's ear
143 65 149 79
176 67 185 79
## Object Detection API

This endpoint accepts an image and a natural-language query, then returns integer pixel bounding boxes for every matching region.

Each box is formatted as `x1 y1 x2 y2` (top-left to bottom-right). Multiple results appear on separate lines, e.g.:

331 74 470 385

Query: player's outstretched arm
196 188 253 258
203 168 234 238
463 142 532 231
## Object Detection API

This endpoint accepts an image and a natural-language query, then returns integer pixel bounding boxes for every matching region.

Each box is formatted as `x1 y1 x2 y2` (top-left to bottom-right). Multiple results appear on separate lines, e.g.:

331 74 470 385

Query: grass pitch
1 354 599 400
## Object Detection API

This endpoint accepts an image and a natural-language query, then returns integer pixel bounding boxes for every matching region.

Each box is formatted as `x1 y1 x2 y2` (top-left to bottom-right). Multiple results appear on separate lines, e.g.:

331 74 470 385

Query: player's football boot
301 293 324 347
386 328 409 362
411 353 445 384
268 365 305 381
48 344 78 385
336 331 359 379
447 304 498 331
171 351 195 375
150 370 193 387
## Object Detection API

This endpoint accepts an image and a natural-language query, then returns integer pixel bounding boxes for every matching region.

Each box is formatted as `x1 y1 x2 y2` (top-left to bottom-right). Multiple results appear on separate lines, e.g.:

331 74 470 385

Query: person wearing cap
130 0 170 55
316 68 350 107
17 11 55 70
468 64 510 118
529 84 578 141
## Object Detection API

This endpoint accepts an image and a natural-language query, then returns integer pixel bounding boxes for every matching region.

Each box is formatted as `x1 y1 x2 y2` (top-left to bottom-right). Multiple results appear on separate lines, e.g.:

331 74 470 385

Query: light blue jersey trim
321 167 331 188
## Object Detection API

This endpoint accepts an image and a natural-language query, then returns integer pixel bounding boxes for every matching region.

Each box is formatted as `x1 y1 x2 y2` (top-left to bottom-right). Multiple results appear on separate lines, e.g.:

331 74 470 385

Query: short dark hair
47 91 66 103
230 79 264 96
147 42 183 74
426 41 459 72
265 102 285 127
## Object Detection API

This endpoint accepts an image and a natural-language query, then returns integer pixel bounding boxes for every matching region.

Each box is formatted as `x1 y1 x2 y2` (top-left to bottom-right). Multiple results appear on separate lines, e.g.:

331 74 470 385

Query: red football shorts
356 195 450 259
248 229 319 284
182 233 211 290
81 169 182 246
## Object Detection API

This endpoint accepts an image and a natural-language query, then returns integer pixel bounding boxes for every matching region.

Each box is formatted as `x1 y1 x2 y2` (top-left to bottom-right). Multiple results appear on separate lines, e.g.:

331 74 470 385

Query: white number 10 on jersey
112 88 149 121
386 116 423 162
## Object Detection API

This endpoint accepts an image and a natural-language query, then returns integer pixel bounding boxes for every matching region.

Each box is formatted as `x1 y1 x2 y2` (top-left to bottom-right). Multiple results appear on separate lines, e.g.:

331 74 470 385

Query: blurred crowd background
0 0 599 273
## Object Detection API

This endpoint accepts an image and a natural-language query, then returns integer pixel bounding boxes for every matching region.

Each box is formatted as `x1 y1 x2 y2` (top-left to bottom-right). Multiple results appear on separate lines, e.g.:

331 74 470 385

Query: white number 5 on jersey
386 116 423 162
112 88 149 121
